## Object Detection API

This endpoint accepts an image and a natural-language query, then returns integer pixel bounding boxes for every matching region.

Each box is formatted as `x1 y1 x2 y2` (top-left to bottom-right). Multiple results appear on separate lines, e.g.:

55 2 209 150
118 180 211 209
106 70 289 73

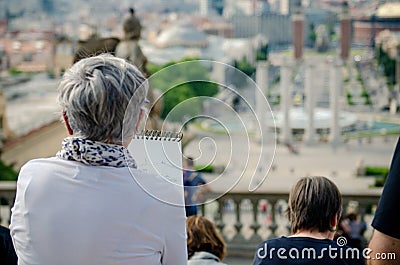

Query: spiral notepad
127 130 183 186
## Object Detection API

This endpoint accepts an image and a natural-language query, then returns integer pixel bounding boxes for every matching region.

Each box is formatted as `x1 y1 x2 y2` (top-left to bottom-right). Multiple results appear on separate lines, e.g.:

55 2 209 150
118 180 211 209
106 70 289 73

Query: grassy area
344 130 400 140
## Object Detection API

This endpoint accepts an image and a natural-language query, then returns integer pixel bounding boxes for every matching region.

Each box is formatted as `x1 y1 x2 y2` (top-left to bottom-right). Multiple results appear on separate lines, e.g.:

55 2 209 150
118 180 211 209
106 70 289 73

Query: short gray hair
58 54 148 143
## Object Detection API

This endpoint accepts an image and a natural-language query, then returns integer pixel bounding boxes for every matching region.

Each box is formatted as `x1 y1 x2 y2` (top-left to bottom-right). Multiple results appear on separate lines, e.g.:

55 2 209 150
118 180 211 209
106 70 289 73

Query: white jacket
10 157 187 265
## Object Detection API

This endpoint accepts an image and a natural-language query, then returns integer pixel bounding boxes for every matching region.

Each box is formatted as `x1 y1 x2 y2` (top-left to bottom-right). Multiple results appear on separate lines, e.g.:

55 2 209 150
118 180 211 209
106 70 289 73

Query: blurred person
334 216 351 242
368 138 400 265
253 176 364 265
10 54 187 265
184 157 210 217
186 216 226 265
0 225 17 265
346 213 366 251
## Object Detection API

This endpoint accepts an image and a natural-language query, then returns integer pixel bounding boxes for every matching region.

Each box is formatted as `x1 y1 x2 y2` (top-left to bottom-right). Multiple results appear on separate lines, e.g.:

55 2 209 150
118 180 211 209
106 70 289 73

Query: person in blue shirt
183 157 210 217
253 176 364 265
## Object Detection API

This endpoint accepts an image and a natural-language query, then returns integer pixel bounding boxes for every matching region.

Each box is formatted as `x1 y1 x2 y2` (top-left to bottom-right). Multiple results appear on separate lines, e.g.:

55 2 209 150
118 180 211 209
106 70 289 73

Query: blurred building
155 22 208 48
54 35 74 76
304 7 335 47
194 17 233 38
353 2 400 46
199 0 225 16
0 30 55 72
229 13 291 46
0 44 9 71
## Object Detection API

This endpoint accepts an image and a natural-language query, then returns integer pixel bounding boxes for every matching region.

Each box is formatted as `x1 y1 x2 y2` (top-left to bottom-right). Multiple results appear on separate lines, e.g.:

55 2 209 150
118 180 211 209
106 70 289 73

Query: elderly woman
253 176 364 265
10 54 187 265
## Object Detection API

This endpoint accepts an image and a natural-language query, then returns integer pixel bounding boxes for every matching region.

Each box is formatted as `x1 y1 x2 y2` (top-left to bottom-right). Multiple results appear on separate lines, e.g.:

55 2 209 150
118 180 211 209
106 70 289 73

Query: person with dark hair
184 157 210 217
10 54 187 265
253 176 364 265
346 213 367 251
368 138 400 264
0 225 17 265
186 216 226 265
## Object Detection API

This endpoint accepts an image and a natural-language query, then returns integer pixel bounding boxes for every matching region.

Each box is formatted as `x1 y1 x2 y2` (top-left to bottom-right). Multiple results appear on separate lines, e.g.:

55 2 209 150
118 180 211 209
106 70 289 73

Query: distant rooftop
155 22 208 48
375 2 400 19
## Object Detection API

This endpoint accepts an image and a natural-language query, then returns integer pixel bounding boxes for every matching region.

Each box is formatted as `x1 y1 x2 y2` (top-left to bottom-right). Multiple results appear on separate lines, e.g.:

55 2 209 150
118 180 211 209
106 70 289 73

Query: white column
304 62 317 145
280 59 292 144
256 61 269 143
213 61 226 86
329 58 342 146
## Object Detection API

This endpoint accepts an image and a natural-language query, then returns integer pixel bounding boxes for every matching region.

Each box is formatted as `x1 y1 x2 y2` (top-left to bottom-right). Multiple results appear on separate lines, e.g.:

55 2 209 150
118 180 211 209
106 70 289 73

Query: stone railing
0 182 382 258
200 191 382 257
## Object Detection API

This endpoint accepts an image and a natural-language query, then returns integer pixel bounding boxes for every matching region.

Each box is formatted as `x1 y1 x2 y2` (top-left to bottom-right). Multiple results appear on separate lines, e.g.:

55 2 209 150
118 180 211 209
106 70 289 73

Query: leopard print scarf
56 137 137 168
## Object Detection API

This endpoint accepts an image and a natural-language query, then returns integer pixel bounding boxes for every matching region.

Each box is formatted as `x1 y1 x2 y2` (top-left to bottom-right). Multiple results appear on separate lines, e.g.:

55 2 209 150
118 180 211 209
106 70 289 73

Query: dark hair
186 216 226 260
286 176 342 234
347 213 358 221
186 157 194 167
129 8 135 15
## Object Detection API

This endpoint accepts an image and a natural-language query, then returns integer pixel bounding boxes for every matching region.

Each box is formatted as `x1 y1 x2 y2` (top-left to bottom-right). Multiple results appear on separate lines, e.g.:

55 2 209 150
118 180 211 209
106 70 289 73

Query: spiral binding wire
134 130 183 141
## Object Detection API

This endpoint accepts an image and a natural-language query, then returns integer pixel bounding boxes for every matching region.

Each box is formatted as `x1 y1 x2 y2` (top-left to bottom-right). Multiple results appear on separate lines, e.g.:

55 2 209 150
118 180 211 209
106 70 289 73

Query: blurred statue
73 36 120 64
123 8 141 41
72 8 162 130
116 8 159 129
115 8 149 77
315 25 329 53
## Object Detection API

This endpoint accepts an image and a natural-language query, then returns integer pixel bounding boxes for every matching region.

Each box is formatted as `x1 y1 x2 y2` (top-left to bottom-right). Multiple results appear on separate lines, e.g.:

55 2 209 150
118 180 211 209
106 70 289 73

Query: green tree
148 58 219 121
309 23 316 46
233 58 256 77
376 45 396 85
256 43 269 61
0 159 18 181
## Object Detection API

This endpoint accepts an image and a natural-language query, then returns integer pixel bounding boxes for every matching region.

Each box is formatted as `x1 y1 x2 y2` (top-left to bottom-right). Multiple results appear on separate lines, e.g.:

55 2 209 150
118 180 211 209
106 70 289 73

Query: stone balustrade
0 182 382 258
200 191 382 257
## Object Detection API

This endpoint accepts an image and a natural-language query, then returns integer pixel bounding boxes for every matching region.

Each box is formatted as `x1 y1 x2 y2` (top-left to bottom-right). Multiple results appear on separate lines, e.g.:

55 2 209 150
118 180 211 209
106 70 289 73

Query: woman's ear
135 108 145 133
62 111 74 135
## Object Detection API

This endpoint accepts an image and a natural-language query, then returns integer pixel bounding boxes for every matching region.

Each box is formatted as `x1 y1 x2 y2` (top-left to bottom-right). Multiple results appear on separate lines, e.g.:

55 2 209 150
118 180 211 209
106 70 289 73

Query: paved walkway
185 130 395 195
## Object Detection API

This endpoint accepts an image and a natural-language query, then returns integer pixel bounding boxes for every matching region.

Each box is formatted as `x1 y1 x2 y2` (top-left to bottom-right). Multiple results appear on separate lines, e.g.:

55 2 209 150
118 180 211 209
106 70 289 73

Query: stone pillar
396 54 400 86
213 61 226 86
304 62 317 145
340 1 351 61
256 61 269 143
329 58 343 146
280 59 292 144
292 10 304 61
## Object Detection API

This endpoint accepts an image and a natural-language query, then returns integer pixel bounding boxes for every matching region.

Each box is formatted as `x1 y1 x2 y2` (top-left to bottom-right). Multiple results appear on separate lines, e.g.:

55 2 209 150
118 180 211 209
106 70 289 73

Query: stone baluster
231 197 245 243
268 199 278 239
249 198 262 244
200 203 206 217
215 198 226 236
